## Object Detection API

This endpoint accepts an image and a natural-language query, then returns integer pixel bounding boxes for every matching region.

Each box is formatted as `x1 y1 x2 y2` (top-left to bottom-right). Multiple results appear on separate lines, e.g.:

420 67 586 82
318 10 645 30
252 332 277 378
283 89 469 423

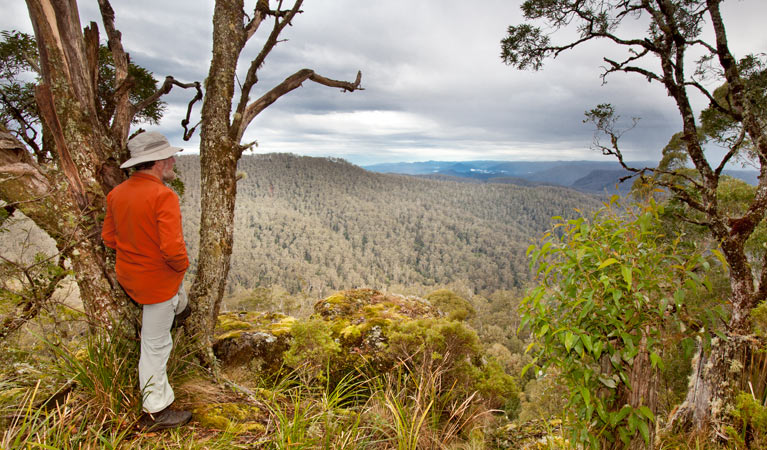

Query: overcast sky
6 1 767 165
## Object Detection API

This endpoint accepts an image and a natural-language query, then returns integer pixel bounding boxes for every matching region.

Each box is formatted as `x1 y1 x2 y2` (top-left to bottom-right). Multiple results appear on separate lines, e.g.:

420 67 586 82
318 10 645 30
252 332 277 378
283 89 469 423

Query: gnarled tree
187 0 362 363
0 0 196 330
502 0 766 436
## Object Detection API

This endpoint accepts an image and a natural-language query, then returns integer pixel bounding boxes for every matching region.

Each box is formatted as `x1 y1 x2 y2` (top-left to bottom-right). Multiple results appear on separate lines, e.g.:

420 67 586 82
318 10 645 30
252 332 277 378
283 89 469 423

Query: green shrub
522 199 716 448
425 289 476 322
726 392 767 449
284 317 340 382
475 358 520 418
517 370 569 423
386 317 520 413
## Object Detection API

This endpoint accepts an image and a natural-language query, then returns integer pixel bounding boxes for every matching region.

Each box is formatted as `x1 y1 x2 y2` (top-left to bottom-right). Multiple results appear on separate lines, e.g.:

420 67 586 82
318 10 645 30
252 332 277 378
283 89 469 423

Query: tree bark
623 337 658 450
18 0 125 326
185 0 246 365
597 331 658 450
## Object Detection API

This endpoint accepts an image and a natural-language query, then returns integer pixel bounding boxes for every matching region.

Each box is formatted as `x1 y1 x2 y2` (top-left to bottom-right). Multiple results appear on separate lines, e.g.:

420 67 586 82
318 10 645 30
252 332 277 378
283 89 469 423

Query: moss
752 301 767 338
324 294 348 305
329 318 351 335
491 418 567 449
193 402 266 434
217 318 253 332
215 311 294 341
340 324 362 341
284 318 340 379
216 329 247 341
727 392 767 448
268 317 296 336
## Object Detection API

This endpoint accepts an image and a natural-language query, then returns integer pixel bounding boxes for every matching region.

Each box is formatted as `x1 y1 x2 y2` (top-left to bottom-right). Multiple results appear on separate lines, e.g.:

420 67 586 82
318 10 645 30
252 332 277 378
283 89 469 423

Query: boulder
213 311 294 368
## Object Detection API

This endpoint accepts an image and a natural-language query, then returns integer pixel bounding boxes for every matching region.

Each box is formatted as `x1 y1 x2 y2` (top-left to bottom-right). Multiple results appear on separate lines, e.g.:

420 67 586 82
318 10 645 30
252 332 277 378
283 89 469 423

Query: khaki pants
138 282 188 413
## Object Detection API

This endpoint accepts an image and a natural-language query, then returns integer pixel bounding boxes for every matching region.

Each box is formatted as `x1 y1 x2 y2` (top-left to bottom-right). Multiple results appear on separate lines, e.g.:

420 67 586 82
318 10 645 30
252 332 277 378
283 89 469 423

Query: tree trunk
667 334 764 437
186 0 245 364
18 0 134 328
667 239 762 436
598 332 658 450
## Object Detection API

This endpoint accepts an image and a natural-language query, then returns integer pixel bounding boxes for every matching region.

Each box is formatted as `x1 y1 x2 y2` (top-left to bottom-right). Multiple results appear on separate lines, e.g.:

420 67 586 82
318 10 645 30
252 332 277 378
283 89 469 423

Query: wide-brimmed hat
121 132 183 169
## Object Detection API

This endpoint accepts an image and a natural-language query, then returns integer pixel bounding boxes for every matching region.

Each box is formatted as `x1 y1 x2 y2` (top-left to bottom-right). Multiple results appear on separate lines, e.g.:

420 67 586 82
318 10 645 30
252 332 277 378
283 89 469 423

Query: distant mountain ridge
363 160 759 194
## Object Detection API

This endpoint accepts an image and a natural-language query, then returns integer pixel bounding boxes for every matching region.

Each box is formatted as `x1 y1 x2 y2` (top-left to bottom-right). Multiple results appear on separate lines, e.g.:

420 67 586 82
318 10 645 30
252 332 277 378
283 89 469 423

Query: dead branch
179 82 203 141
0 251 69 341
714 127 747 177
83 24 99 99
130 77 203 142
236 68 363 143
97 0 129 84
244 0 269 41
232 0 304 139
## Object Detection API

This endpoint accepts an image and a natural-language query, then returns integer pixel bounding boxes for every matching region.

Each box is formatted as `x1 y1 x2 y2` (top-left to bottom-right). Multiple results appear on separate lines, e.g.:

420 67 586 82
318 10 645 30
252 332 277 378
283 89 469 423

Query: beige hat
121 132 183 169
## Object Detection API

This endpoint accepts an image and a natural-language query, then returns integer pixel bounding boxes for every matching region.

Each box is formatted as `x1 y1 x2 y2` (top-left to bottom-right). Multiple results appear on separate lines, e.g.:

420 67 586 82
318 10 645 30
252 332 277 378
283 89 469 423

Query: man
102 131 192 430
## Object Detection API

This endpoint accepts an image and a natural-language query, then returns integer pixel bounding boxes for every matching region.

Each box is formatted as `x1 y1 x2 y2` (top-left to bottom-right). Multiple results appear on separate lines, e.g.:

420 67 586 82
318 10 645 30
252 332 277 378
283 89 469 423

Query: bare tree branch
0 92 44 161
714 127 747 177
97 0 135 144
129 76 203 142
236 68 363 143
708 0 767 245
231 0 304 140
0 250 69 341
244 0 275 41
604 60 663 83
687 39 717 54
685 80 739 120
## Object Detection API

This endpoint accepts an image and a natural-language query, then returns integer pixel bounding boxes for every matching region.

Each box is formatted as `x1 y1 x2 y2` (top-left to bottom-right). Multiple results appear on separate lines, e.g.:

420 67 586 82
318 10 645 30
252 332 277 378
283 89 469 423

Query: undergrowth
2 305 762 449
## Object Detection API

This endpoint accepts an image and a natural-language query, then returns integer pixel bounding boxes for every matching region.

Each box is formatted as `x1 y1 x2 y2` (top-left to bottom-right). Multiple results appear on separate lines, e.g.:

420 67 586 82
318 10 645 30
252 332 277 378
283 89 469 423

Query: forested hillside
177 154 601 297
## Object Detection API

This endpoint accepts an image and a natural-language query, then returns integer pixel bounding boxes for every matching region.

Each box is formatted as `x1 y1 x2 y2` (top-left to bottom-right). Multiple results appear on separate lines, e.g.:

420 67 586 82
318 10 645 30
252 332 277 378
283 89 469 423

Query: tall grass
1 325 246 449
369 359 489 449
46 328 141 419
263 368 379 449
1 327 141 449
0 380 134 450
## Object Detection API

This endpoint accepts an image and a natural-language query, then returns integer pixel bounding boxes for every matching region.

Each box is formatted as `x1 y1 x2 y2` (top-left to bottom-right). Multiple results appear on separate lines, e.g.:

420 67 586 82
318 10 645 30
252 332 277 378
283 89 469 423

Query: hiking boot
140 407 192 431
172 304 191 329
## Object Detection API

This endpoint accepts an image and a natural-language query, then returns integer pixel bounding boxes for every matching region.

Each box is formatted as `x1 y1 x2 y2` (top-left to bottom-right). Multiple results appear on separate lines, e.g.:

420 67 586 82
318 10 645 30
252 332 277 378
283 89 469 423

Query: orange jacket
102 172 189 304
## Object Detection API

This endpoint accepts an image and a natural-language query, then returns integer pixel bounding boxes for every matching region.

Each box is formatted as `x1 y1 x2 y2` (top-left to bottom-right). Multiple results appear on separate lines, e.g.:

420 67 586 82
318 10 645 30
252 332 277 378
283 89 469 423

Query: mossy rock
193 402 266 434
213 311 294 368
306 289 442 369
314 288 438 322
291 290 519 411
213 290 519 414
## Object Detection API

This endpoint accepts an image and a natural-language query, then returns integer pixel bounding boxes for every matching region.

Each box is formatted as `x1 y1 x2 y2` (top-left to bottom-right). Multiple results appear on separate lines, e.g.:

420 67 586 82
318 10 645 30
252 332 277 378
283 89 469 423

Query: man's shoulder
109 174 175 200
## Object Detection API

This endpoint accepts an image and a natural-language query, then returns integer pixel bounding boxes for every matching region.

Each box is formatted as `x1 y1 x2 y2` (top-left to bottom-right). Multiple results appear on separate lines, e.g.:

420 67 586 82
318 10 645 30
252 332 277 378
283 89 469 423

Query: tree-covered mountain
177 154 602 298
364 160 759 194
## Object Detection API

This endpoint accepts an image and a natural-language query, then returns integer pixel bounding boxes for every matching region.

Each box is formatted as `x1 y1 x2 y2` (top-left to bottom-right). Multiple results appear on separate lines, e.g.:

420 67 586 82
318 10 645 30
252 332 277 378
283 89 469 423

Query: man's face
161 156 177 182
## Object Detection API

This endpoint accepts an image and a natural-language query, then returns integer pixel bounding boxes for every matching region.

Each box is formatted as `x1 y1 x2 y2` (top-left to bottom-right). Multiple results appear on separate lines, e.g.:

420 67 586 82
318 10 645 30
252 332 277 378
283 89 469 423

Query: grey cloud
4 0 766 166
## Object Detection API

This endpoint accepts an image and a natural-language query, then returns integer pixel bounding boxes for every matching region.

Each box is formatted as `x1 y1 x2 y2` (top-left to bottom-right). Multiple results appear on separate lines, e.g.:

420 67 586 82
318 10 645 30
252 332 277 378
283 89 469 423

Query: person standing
101 131 192 430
